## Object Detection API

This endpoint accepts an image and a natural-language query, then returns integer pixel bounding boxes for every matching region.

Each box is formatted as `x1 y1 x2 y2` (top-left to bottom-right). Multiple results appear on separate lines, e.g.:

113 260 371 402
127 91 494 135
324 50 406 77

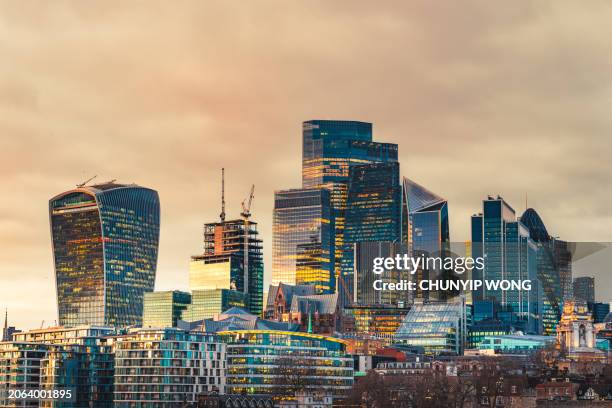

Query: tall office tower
471 196 541 334
573 277 595 303
402 177 451 301
519 208 563 335
301 120 398 280
49 181 160 328
353 241 409 306
341 162 402 304
272 188 334 293
554 240 573 300
189 219 264 315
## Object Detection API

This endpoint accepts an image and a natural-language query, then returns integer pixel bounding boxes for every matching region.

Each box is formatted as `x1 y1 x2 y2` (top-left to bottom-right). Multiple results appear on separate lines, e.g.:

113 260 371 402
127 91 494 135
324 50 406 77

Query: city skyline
2 1 612 330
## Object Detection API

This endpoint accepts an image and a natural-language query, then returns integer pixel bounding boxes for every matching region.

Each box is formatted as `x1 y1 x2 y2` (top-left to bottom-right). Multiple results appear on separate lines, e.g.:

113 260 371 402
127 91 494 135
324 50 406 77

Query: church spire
2 309 7 342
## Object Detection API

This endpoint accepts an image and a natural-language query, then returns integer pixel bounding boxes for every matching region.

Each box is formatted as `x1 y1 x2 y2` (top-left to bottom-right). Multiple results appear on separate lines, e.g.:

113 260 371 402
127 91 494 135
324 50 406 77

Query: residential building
49 181 160 327
113 328 226 406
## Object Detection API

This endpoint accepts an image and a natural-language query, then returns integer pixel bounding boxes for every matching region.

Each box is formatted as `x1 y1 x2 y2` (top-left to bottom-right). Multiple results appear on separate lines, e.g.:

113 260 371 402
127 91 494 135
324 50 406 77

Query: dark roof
520 208 551 243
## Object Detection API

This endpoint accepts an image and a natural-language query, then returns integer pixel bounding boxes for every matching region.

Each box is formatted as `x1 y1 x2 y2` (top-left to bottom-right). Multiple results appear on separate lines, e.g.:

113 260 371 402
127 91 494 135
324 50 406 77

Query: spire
2 309 7 342
220 168 226 222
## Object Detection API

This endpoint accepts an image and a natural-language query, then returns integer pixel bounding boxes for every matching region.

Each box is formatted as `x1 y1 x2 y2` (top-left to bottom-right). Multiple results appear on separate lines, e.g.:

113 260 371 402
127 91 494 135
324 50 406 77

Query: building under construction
190 219 264 316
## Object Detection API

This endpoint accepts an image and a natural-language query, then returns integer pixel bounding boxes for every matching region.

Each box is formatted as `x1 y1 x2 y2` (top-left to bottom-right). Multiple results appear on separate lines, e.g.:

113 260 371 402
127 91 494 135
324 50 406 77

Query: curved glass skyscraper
49 181 160 328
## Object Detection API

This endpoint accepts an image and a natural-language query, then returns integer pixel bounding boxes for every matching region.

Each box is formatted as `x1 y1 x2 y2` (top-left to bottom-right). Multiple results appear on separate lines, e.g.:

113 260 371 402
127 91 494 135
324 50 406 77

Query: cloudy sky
1 1 611 329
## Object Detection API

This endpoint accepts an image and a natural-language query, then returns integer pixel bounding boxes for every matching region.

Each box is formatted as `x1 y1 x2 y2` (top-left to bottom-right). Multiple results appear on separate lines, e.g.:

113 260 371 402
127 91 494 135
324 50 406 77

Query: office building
343 305 409 340
113 328 226 406
49 181 160 327
588 302 610 324
142 290 192 328
301 120 398 280
573 277 595 303
554 239 573 300
519 208 564 335
471 196 541 334
401 178 451 301
272 188 335 293
190 219 264 316
220 330 353 398
353 241 409 306
394 298 468 355
477 334 555 355
182 289 247 322
341 162 401 303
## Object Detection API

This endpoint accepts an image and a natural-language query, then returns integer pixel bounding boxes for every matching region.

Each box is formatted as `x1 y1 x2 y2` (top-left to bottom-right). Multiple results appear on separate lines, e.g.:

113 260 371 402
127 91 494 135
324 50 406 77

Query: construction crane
240 185 255 296
219 168 226 222
76 175 97 188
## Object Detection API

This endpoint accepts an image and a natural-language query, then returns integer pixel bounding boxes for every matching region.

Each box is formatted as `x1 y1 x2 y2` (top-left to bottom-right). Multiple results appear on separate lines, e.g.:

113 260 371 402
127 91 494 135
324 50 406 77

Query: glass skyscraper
49 181 160 328
519 208 564 335
272 188 334 293
471 196 541 334
402 177 451 301
301 120 398 280
341 162 402 304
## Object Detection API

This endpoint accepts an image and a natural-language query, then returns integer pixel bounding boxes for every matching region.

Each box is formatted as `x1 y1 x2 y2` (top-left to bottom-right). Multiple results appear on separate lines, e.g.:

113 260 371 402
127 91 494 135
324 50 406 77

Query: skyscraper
402 177 451 301
519 208 565 335
49 181 160 328
301 120 398 279
341 162 402 303
471 196 541 334
573 277 595 303
189 219 264 315
272 188 334 292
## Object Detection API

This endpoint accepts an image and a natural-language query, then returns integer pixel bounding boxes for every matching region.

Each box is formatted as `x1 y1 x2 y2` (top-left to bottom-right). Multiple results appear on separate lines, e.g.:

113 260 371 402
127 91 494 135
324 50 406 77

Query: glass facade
394 299 468 355
344 306 409 340
190 219 264 316
341 162 401 304
353 241 409 306
519 208 564 335
301 120 398 282
402 178 451 301
50 182 160 328
478 334 555 354
219 330 353 398
573 276 595 303
471 196 541 334
272 188 334 293
182 289 247 322
143 291 192 328
113 329 226 406
3 326 116 408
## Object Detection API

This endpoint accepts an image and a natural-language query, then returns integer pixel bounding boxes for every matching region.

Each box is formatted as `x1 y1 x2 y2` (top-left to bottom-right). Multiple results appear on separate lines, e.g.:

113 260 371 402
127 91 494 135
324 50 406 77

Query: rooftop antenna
77 175 97 188
2 309 7 341
220 168 226 222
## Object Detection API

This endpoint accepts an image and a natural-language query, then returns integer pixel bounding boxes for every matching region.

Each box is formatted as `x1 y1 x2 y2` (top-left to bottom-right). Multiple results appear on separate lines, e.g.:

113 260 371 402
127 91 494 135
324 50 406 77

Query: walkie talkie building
49 181 160 328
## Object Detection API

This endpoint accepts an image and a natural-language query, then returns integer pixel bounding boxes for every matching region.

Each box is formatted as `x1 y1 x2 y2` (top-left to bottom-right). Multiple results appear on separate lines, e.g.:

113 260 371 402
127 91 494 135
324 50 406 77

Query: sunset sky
1 1 612 329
